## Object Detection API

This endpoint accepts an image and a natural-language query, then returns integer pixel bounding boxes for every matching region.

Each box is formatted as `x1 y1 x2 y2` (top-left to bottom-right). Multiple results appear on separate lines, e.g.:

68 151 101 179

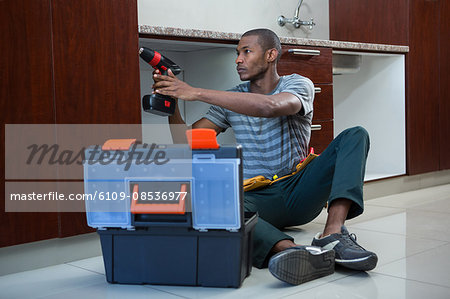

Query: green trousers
244 126 370 268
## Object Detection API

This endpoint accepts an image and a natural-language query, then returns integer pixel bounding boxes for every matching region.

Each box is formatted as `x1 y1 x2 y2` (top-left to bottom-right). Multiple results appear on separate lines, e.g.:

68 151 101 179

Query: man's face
235 35 269 81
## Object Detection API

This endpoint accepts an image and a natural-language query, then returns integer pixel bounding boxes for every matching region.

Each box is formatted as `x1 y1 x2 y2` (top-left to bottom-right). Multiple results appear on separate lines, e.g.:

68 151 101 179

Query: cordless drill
139 47 182 116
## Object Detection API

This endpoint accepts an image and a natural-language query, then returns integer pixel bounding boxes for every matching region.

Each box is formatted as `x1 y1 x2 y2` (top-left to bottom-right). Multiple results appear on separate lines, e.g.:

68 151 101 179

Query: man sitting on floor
152 28 378 285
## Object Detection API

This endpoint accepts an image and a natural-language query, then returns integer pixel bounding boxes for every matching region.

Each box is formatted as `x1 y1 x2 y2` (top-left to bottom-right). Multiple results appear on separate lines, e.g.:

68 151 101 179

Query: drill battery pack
142 93 176 116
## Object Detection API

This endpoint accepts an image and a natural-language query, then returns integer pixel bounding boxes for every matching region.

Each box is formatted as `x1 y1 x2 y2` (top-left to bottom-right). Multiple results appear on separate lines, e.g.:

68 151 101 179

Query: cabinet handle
288 49 321 56
311 125 322 131
314 87 322 94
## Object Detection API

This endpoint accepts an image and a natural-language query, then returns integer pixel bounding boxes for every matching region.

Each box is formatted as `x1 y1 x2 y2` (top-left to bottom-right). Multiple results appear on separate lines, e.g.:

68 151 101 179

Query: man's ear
266 48 279 63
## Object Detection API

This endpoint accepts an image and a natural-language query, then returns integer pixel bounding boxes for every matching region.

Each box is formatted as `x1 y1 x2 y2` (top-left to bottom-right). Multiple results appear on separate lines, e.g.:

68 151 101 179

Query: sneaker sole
269 248 335 285
336 254 378 271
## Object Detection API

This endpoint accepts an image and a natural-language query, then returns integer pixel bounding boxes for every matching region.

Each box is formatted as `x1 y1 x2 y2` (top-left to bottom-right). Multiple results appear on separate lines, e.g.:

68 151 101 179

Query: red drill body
139 47 181 75
138 47 181 116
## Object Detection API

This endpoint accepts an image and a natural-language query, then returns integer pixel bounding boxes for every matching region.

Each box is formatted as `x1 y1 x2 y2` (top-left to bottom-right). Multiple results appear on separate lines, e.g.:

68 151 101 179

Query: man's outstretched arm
153 70 302 118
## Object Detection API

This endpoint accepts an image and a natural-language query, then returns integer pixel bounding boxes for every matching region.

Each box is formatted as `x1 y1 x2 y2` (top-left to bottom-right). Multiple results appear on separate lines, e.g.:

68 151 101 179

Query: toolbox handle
130 184 187 215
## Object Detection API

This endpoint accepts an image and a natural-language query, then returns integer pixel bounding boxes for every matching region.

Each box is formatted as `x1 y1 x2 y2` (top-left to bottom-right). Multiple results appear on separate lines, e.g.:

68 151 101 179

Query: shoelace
340 232 366 250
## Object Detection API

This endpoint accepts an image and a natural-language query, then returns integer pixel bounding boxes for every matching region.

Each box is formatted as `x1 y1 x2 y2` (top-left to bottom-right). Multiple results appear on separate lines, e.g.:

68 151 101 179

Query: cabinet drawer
313 84 333 121
309 120 333 154
278 46 332 84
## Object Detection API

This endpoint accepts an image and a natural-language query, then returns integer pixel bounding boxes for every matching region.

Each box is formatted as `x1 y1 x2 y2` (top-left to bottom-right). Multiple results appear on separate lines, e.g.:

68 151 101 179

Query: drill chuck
139 47 181 75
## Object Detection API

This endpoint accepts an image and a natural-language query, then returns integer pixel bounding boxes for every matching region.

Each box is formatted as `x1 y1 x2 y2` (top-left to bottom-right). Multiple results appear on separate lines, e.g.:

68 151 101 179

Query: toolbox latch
186 129 219 150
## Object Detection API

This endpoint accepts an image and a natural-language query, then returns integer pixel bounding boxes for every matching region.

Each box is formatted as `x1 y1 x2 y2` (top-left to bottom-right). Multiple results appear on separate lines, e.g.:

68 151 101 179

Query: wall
138 0 329 40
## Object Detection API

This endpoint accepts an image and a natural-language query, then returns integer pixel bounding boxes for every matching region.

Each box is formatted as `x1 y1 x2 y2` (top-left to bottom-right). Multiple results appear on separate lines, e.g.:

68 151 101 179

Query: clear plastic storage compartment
84 159 193 228
191 155 241 231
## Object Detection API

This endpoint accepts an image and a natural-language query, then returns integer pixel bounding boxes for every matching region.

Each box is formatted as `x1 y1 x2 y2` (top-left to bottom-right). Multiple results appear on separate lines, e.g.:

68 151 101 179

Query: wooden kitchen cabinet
329 0 449 175
1 0 59 247
278 45 334 154
51 0 142 238
1 0 141 247
329 0 409 46
309 121 334 154
278 46 333 84
311 85 333 121
438 0 450 170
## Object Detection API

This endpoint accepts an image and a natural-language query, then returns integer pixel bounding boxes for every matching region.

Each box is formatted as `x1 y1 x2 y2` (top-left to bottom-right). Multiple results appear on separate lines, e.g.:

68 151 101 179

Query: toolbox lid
84 140 243 230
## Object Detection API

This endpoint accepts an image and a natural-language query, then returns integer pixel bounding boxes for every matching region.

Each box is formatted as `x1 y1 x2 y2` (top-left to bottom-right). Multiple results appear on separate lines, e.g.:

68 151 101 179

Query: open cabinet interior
139 38 240 145
333 51 406 181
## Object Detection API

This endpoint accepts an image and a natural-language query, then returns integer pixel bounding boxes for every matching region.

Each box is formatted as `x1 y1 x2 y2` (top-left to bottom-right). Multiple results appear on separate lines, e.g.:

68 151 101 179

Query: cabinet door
329 0 408 46
310 85 333 153
439 0 450 170
407 0 441 174
313 85 333 121
51 0 142 237
0 0 59 247
309 121 334 154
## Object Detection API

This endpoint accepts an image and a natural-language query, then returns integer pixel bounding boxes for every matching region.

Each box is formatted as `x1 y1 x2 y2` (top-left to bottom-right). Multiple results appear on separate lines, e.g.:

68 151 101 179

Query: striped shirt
205 74 315 180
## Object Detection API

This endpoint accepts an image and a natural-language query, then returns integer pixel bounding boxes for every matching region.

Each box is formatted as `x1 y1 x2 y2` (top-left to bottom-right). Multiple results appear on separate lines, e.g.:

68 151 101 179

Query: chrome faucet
277 0 315 29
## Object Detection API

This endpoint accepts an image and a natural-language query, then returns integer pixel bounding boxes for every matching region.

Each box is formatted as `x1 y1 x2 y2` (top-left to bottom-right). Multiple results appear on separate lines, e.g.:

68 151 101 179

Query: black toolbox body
98 212 257 288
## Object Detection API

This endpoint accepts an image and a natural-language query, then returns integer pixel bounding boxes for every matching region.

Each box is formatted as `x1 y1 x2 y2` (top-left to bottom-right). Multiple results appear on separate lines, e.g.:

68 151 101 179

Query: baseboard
0 232 101 276
364 169 450 200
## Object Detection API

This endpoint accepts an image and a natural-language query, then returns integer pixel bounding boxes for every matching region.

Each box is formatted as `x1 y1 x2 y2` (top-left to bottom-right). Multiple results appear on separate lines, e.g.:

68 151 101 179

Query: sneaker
268 245 335 285
312 226 378 271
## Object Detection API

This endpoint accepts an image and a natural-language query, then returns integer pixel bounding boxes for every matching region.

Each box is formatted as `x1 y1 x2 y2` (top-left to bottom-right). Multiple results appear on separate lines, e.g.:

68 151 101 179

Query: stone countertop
139 25 409 53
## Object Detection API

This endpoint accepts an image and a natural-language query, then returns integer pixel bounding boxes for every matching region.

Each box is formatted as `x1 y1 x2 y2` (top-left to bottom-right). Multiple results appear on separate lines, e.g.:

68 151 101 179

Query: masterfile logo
5 124 189 180
26 142 170 171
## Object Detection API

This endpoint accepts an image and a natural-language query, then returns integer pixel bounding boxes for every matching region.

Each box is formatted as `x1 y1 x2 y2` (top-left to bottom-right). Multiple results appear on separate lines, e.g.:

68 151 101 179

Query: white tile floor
1 184 450 299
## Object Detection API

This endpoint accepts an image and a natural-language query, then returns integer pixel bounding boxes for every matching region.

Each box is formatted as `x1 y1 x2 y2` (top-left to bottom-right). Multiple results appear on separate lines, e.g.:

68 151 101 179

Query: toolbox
84 129 257 288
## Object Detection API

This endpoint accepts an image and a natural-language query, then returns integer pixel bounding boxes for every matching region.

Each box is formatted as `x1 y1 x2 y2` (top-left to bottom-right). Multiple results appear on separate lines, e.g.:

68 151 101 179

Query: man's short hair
242 28 282 61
